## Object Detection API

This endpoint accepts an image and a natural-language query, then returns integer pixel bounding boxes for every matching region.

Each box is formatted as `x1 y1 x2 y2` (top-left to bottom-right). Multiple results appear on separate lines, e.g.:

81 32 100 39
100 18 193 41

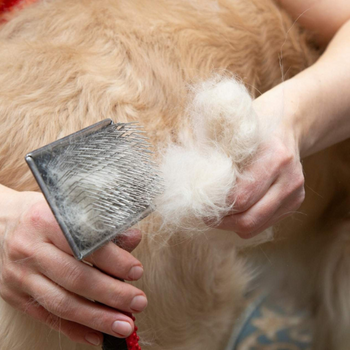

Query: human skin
0 184 147 346
217 0 350 236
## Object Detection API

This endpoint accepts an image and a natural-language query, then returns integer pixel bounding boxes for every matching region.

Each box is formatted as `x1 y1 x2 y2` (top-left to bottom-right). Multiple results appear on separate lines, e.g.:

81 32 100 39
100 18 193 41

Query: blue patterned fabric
229 293 312 350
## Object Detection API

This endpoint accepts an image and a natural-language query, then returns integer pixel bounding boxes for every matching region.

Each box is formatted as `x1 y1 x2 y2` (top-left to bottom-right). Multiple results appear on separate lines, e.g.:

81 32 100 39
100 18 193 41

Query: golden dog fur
0 0 349 349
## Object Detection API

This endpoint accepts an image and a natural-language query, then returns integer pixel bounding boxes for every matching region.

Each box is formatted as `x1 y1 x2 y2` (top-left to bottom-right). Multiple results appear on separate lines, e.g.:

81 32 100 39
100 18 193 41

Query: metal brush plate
26 119 161 260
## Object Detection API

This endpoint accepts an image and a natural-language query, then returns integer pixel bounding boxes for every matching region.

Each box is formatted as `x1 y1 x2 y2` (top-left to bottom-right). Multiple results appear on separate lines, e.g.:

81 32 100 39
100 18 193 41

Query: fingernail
112 320 133 337
130 295 148 312
128 266 143 280
85 332 101 346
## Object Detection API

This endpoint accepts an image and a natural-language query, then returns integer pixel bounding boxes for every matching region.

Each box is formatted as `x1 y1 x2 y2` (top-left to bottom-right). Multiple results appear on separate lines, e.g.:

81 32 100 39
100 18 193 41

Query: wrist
252 82 302 159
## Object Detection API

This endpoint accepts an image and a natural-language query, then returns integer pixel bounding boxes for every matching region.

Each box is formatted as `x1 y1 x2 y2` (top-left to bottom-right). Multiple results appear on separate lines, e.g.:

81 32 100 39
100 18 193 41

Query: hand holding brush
0 185 146 347
1 119 161 349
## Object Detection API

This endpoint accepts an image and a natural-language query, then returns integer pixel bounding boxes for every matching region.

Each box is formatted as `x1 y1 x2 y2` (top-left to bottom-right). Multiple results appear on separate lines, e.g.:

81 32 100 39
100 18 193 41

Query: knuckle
22 202 56 232
284 151 294 164
233 194 250 212
284 190 305 214
232 183 256 212
288 180 305 205
6 238 22 261
64 264 86 291
276 144 294 167
294 190 305 208
1 263 16 284
294 173 305 189
234 217 257 236
111 285 131 309
89 310 111 330
284 175 304 199
0 287 14 303
49 293 71 318
6 235 33 260
44 312 60 330
22 205 44 229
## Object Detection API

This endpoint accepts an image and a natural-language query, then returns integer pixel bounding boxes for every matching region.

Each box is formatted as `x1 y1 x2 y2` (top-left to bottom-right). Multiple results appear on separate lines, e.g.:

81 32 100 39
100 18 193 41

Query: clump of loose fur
189 76 262 162
155 76 264 232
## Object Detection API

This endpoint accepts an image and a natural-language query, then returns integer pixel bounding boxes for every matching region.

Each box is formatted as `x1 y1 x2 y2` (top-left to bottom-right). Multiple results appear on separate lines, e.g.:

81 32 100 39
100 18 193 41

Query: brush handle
102 334 128 350
93 266 141 349
98 277 141 350
102 314 140 350
90 270 141 350
90 267 141 350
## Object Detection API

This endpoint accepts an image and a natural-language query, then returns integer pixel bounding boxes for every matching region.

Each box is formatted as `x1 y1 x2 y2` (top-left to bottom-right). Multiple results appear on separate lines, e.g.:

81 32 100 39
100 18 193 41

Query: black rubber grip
102 333 129 350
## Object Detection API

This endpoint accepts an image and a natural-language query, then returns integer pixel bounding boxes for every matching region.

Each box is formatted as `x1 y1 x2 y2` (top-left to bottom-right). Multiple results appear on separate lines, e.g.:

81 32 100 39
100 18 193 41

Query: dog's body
0 0 349 349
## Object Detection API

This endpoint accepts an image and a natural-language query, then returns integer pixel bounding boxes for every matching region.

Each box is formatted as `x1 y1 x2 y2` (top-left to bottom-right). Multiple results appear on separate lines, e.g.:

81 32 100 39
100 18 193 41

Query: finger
218 181 304 237
23 298 104 346
218 184 282 235
0 288 103 346
35 244 147 313
27 274 135 338
236 194 304 238
114 229 142 253
30 201 144 281
228 158 279 214
30 197 142 257
47 225 144 278
86 240 144 281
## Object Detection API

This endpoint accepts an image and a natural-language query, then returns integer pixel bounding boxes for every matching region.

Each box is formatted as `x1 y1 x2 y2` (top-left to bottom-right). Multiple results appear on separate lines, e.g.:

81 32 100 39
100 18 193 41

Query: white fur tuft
156 76 265 232
189 76 262 162
156 144 236 230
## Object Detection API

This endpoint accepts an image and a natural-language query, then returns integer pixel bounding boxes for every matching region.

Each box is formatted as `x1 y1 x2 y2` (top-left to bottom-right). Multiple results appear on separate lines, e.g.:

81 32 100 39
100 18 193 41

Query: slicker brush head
26 119 162 260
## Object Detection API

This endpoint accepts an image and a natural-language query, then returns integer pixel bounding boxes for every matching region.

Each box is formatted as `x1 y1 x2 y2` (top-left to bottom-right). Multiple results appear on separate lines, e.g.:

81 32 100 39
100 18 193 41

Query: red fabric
0 0 23 13
0 0 37 21
125 315 141 350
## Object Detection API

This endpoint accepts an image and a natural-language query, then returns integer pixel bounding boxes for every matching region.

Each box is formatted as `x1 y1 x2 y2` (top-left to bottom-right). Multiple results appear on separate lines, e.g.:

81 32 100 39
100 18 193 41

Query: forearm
254 19 350 158
276 0 350 45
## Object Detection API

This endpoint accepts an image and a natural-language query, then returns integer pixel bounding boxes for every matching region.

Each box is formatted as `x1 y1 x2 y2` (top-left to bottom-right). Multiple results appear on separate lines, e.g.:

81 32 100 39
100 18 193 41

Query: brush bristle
28 121 162 259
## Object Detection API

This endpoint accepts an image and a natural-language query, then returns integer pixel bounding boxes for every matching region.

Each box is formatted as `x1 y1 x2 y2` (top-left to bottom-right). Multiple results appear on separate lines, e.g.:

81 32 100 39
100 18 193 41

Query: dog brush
25 118 162 350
